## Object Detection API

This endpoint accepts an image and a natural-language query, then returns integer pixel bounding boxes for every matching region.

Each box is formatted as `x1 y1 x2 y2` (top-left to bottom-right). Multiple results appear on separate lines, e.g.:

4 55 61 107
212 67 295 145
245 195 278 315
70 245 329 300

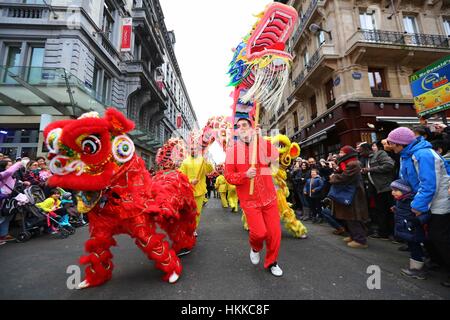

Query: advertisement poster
410 56 450 117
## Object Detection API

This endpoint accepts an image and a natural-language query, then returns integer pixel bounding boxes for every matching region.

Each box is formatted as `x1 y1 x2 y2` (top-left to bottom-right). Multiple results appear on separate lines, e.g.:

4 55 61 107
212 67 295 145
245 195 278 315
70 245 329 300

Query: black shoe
177 248 191 257
303 216 311 221
369 233 389 240
398 244 410 252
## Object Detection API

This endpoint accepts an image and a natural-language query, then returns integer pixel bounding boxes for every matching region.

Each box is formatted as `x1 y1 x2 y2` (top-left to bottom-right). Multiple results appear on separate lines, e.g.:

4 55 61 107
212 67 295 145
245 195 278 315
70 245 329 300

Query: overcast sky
159 0 272 163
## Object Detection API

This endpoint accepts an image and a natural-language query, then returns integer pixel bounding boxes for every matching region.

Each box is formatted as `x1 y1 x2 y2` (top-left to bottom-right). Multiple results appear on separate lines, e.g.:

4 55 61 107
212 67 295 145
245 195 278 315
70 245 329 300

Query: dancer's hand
246 167 257 178
191 179 199 185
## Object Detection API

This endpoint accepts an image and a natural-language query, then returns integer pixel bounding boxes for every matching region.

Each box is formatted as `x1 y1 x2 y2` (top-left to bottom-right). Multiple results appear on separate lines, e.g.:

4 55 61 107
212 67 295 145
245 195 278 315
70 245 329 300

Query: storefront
293 100 445 159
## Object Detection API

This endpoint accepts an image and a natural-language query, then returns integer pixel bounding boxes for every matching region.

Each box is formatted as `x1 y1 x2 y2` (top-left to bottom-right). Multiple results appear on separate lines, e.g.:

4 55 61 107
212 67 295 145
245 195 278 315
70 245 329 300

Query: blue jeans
408 241 424 262
0 214 14 237
322 207 343 230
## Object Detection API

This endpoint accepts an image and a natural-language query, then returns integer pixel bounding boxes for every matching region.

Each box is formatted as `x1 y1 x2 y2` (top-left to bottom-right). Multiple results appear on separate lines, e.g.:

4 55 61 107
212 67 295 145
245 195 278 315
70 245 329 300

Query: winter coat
393 196 429 243
0 162 23 196
365 150 395 193
329 161 369 221
399 136 450 215
36 197 61 213
303 176 324 198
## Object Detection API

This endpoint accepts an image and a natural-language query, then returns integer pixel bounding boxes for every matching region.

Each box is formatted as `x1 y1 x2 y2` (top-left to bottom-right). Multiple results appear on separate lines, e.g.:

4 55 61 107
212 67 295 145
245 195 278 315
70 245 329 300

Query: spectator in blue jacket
304 168 324 223
390 179 430 280
387 127 450 288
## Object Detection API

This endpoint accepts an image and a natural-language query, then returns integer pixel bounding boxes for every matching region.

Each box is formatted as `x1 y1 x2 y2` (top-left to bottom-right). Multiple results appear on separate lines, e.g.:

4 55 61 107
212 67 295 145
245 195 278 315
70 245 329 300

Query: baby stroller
13 185 49 242
37 191 76 240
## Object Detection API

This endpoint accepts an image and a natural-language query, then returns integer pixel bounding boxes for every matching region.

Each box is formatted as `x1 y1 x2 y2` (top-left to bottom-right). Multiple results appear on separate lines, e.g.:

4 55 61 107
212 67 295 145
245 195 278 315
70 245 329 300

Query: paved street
0 198 449 300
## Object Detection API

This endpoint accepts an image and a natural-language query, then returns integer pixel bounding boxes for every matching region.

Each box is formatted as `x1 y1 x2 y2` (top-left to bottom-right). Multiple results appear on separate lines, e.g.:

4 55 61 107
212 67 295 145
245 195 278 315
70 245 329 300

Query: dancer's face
236 119 253 143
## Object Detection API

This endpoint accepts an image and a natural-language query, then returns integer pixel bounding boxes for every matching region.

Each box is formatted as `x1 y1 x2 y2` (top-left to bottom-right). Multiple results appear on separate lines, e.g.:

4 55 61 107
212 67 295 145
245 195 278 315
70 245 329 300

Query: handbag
327 183 357 206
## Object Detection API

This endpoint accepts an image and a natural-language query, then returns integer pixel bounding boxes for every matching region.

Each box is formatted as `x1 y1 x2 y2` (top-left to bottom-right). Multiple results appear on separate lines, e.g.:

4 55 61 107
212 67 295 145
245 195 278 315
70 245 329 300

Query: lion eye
81 135 101 154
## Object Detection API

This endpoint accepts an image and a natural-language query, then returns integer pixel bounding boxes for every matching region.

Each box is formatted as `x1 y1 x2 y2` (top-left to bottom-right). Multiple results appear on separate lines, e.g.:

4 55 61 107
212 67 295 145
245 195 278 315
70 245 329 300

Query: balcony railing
408 33 449 48
360 29 405 44
306 48 322 72
7 7 46 19
293 70 305 88
371 89 391 97
270 115 276 124
292 0 319 46
351 29 450 48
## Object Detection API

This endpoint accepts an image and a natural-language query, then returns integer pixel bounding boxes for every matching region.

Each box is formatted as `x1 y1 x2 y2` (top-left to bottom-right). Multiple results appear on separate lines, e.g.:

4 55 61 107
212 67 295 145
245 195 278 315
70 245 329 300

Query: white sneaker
270 263 283 277
168 272 179 284
250 249 260 265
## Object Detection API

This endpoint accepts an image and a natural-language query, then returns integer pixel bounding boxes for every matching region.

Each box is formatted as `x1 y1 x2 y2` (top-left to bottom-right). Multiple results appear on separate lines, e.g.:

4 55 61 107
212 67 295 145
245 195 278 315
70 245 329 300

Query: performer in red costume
224 118 283 277
43 109 197 289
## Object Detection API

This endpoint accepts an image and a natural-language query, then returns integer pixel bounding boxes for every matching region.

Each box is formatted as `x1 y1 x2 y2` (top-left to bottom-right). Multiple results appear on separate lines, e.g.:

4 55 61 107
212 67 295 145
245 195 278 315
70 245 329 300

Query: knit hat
387 127 416 146
340 145 357 155
390 179 412 194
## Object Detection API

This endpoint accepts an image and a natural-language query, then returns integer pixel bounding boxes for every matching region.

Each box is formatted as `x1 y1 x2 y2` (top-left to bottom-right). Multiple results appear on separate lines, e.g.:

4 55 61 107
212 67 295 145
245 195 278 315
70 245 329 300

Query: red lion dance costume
43 109 197 289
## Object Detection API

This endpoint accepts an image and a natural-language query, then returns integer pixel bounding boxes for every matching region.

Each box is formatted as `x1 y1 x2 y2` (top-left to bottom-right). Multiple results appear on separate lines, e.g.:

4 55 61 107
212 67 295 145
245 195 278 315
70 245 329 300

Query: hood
400 136 432 158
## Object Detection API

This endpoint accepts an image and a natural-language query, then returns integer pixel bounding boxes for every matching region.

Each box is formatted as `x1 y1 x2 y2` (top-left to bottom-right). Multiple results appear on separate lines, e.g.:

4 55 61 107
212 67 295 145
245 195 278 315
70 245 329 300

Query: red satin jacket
224 137 278 208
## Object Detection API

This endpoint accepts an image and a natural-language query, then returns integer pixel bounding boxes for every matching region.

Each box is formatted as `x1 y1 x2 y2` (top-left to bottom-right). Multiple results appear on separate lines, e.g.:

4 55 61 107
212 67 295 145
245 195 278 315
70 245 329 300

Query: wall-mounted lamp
394 103 399 109
309 23 333 41
379 102 384 109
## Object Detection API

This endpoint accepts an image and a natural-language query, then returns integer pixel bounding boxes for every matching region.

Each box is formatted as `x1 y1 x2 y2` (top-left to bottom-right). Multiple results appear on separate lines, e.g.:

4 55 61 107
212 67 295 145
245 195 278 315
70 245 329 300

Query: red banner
176 114 182 129
121 18 132 52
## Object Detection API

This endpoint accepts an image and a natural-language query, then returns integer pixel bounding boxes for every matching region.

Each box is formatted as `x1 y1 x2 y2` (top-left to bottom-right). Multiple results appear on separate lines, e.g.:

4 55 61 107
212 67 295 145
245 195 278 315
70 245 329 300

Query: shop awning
376 116 450 125
300 125 335 148
0 66 118 117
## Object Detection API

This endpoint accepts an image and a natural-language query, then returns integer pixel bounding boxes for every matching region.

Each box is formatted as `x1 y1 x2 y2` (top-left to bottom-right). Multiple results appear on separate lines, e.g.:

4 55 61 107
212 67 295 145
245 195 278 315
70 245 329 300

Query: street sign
410 56 450 117
120 18 132 52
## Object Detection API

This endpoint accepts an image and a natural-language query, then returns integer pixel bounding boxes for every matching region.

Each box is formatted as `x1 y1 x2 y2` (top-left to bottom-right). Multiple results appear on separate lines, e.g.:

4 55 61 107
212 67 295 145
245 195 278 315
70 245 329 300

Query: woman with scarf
329 146 369 249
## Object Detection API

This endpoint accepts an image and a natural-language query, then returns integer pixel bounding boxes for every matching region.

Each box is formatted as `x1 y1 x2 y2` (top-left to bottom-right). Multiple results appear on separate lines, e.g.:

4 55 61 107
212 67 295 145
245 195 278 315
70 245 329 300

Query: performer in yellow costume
215 174 229 208
226 182 239 213
179 146 214 229
242 134 308 239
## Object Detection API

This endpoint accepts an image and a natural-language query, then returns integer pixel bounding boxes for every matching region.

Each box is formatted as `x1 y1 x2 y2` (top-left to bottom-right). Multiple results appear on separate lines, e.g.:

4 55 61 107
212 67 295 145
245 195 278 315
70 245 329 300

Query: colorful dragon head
266 134 300 169
156 137 187 170
43 108 136 191
228 3 298 112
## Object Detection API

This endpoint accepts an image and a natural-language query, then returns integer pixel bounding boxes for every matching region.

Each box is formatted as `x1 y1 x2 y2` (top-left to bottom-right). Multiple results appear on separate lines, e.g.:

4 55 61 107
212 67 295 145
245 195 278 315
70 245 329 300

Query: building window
3 45 22 83
443 18 450 36
102 73 112 104
102 0 115 41
310 95 317 120
317 31 325 47
27 45 45 83
293 111 299 131
303 51 309 69
359 11 376 30
325 79 335 108
403 15 419 34
368 68 390 97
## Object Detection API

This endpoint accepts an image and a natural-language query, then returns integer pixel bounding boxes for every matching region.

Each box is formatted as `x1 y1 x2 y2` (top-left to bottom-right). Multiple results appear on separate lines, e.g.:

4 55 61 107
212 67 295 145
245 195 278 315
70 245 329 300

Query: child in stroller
36 189 75 239
59 190 87 228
